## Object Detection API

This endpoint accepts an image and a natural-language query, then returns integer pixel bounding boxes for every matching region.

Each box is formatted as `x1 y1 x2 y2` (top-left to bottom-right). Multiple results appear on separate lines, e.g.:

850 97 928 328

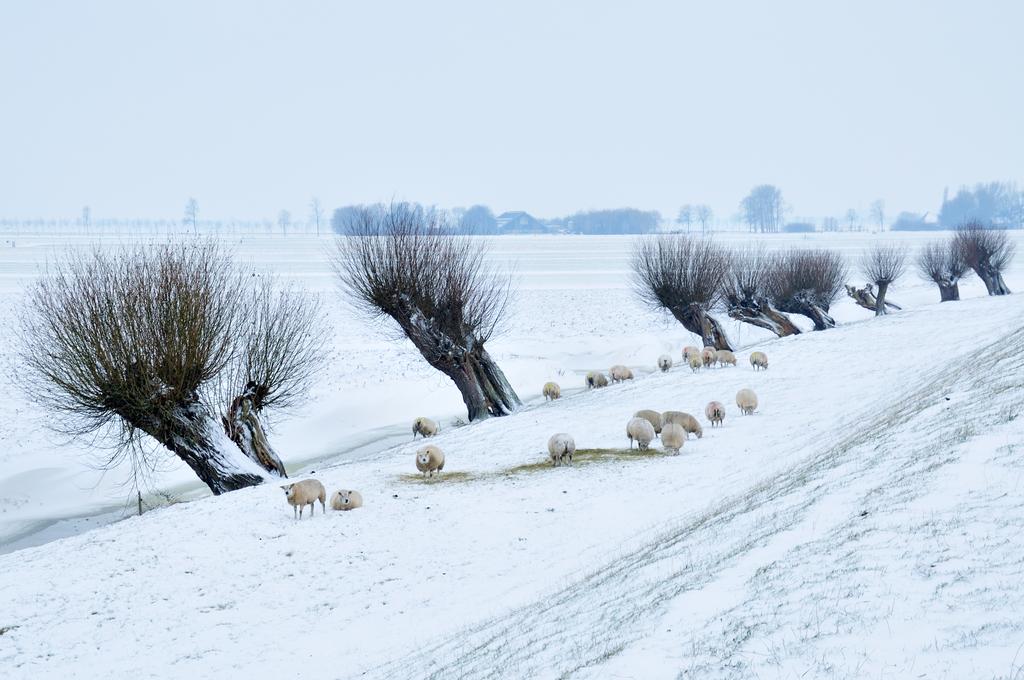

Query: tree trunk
444 348 521 421
131 400 273 494
223 385 288 478
777 293 836 331
725 293 801 337
974 264 1011 295
938 281 960 301
844 284 902 315
671 303 733 350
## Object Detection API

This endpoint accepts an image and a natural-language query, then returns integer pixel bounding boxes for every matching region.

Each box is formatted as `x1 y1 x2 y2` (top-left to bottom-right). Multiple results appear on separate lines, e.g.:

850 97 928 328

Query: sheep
609 364 634 383
657 354 673 372
702 347 718 367
626 417 656 451
688 353 703 372
736 388 758 415
542 381 561 401
633 409 663 434
586 371 609 389
282 479 326 519
412 416 438 439
750 351 768 371
662 410 703 439
415 445 446 477
330 489 363 511
660 422 686 455
682 346 700 362
547 433 576 467
716 349 737 367
705 400 725 427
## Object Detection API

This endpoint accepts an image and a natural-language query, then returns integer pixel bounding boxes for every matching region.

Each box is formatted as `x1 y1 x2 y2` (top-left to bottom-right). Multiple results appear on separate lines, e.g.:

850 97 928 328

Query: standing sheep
702 347 718 368
412 416 439 439
330 489 364 511
542 382 561 401
626 417 656 451
705 400 725 427
657 354 673 372
415 445 446 477
682 346 700 362
282 479 326 519
547 433 576 467
662 411 703 439
586 371 609 389
633 409 663 434
736 388 758 415
688 353 704 372
609 365 634 383
750 351 768 371
660 422 686 455
716 350 737 367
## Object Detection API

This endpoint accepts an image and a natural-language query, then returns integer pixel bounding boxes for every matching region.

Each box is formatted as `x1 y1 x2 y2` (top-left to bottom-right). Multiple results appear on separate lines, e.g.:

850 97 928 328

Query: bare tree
309 197 324 236
767 248 847 330
869 200 885 232
632 234 733 349
695 205 713 234
184 198 199 232
676 205 693 232
916 239 970 301
278 209 291 236
335 203 520 421
845 208 859 232
822 216 839 232
953 222 1014 295
18 241 326 494
854 242 907 315
723 248 801 337
740 185 785 233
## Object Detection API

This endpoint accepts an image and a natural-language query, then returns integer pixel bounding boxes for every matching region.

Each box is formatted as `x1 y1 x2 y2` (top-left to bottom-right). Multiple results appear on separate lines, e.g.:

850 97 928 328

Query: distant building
495 211 549 234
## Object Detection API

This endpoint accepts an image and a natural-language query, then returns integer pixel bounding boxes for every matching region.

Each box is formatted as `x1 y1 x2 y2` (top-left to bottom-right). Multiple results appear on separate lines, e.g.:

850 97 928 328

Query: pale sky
1 0 1021 223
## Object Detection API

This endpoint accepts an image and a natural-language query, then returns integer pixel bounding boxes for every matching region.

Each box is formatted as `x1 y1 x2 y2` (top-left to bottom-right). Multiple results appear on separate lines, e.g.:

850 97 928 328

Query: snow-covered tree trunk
974 264 1011 296
223 386 288 478
725 294 801 337
777 292 836 330
671 303 733 350
937 280 960 301
845 284 902 315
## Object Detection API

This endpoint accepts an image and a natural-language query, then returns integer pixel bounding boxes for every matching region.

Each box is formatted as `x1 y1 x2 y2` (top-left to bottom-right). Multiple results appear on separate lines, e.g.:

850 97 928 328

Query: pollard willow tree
916 238 971 301
632 234 734 350
18 242 326 494
334 203 520 421
767 248 847 330
953 222 1015 295
848 242 907 315
723 248 801 337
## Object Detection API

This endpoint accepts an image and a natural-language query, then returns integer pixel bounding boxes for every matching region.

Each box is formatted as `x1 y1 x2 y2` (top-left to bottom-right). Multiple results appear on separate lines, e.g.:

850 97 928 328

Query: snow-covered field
1 232 1023 678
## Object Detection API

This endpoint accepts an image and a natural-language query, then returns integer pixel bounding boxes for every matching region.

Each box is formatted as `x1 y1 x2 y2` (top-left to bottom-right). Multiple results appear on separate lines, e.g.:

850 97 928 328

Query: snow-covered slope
1 281 1022 679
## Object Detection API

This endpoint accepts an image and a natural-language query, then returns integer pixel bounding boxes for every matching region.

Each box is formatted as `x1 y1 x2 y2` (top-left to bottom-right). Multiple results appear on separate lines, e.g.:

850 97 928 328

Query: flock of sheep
282 345 769 518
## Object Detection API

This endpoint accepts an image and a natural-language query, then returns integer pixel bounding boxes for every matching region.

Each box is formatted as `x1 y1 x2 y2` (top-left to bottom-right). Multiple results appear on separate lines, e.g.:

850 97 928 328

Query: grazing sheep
750 351 768 371
660 423 686 455
736 388 758 415
705 400 725 427
542 381 561 401
626 417 656 451
633 409 663 434
688 353 703 372
586 371 609 389
282 479 326 519
609 365 634 383
702 347 718 367
662 411 703 439
415 445 446 477
412 416 438 439
547 433 576 467
682 346 700 362
330 489 363 511
657 354 673 372
716 350 737 367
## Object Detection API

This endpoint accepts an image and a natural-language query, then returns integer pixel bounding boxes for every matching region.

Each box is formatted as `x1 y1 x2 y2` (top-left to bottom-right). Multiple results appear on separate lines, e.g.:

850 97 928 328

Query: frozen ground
1 232 1023 678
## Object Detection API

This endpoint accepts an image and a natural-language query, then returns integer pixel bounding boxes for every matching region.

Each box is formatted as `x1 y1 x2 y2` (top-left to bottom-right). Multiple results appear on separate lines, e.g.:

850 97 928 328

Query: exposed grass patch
396 471 477 484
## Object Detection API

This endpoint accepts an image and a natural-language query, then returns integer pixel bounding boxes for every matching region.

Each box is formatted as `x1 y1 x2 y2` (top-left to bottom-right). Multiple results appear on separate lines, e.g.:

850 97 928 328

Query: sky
1 0 1021 224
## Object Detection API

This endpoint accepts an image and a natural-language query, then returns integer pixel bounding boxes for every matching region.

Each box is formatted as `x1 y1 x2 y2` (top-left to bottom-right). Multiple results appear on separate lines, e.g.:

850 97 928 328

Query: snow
1 232 1024 678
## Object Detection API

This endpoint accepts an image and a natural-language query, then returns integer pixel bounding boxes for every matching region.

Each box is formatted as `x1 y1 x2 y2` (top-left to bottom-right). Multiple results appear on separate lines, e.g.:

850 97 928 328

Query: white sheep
660 422 686 455
282 479 326 519
682 345 700 362
633 409 663 434
626 417 656 451
736 388 758 415
657 354 673 372
586 371 609 389
412 416 438 439
705 400 725 427
688 353 704 372
750 351 768 371
330 489 363 511
415 445 446 477
547 433 576 467
609 364 634 383
543 381 561 401
702 347 718 367
662 410 703 439
716 349 737 367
